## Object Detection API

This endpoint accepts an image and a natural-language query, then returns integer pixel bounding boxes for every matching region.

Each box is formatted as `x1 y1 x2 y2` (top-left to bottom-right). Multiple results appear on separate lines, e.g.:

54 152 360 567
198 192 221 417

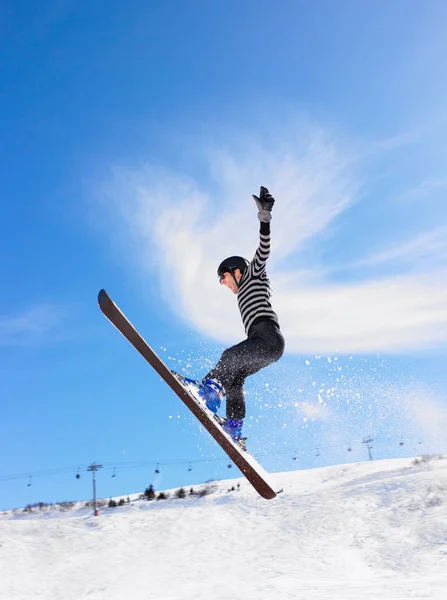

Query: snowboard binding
172 371 247 451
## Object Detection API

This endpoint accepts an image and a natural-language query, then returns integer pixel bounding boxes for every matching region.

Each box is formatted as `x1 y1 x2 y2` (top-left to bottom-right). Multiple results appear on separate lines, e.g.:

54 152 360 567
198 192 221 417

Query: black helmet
217 256 249 282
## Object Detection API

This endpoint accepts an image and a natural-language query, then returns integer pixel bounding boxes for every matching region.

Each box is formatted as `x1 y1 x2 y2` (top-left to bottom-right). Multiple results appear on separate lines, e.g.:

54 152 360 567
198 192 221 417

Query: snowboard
97 289 281 500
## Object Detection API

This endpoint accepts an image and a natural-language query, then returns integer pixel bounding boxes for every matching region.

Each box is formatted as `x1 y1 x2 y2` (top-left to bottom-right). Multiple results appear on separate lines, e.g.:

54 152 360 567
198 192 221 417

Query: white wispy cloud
99 122 447 354
400 177 447 202
341 226 447 270
0 305 67 346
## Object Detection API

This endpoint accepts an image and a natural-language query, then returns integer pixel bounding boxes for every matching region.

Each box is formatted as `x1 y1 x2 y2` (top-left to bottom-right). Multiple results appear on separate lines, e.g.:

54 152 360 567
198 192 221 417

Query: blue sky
1 1 447 510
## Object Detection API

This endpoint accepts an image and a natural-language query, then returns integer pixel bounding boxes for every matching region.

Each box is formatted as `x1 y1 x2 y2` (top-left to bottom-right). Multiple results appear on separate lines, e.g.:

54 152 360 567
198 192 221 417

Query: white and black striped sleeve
251 221 270 276
237 221 279 334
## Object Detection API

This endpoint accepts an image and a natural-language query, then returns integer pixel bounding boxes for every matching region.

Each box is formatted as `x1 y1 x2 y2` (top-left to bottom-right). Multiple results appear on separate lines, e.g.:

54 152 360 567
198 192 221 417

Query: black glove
253 186 275 223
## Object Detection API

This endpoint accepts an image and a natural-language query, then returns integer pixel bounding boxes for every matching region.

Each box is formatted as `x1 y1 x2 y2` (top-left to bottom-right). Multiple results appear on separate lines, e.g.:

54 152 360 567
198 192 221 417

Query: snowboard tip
98 288 108 304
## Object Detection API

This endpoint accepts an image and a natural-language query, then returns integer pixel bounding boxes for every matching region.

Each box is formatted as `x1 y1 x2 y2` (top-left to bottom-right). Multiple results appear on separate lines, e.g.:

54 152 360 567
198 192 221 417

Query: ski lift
227 462 232 469
316 447 320 457
347 446 352 453
27 476 32 487
155 463 160 474
399 437 404 446
111 467 116 478
188 463 192 472
76 468 81 479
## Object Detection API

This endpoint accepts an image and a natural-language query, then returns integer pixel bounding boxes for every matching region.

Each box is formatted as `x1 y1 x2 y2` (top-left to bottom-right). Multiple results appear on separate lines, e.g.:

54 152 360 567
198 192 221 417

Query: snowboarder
197 186 285 444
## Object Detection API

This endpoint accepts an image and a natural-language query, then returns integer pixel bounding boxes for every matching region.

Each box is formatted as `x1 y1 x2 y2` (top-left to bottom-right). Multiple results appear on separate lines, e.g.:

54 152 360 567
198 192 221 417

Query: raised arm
251 186 275 275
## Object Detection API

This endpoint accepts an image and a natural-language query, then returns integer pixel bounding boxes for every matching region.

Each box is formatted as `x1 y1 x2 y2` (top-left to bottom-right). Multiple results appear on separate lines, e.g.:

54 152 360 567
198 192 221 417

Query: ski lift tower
362 436 374 461
87 462 103 516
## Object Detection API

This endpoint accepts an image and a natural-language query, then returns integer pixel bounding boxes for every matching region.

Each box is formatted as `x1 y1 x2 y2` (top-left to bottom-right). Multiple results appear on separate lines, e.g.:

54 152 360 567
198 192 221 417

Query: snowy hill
1 456 447 600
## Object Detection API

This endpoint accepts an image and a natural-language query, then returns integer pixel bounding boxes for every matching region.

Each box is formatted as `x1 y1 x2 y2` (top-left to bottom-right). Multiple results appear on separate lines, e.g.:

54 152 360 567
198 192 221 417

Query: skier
198 186 285 445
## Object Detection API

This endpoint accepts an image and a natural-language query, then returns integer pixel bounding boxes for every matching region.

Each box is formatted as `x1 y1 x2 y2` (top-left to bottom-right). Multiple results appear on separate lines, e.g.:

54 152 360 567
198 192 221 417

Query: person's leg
204 339 251 418
205 324 284 419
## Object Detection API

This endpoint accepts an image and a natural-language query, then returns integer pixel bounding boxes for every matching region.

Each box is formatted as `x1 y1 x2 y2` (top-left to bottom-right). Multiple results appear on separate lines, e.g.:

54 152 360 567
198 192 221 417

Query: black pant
204 320 285 420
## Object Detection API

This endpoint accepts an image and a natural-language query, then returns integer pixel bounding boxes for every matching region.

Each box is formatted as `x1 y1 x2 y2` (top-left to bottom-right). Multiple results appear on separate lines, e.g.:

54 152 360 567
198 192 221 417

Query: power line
0 452 282 483
0 433 439 485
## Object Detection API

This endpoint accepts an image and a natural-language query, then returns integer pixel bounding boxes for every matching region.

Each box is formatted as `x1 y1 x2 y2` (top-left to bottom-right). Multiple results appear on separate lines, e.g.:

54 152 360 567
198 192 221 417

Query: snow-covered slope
1 457 446 600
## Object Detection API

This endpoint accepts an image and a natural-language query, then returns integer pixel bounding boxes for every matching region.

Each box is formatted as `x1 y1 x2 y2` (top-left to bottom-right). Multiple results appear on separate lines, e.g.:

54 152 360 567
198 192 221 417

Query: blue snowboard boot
198 378 223 414
222 418 244 442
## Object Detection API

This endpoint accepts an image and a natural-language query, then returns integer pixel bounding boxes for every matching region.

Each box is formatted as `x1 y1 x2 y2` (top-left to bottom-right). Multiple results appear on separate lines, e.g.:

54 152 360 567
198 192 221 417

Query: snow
1 456 447 600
